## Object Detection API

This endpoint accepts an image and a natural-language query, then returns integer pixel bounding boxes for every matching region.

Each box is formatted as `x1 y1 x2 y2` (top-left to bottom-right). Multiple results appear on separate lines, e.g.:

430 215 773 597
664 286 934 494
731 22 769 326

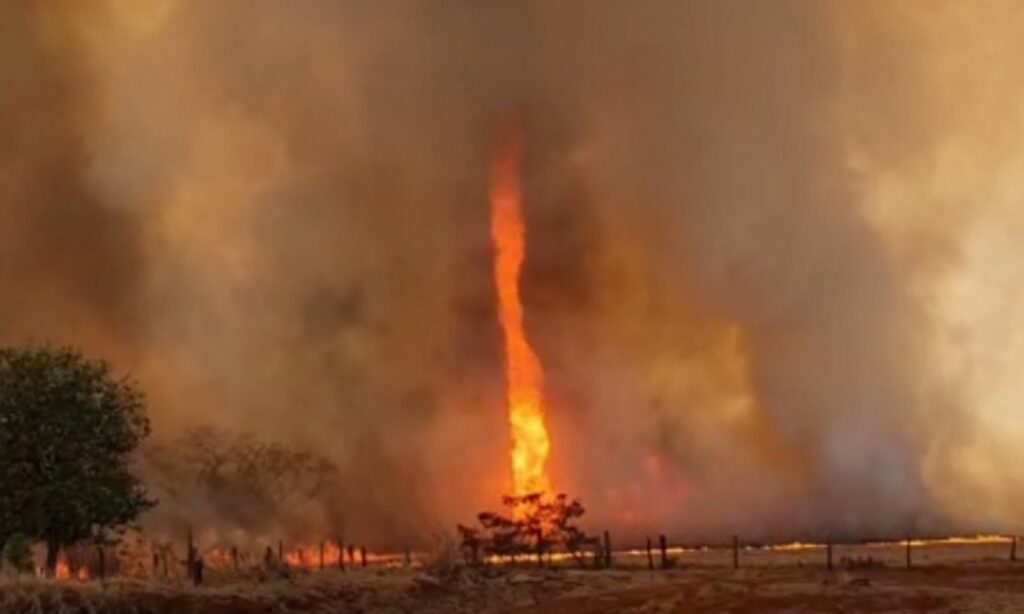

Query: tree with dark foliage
0 467 25 570
0 345 153 574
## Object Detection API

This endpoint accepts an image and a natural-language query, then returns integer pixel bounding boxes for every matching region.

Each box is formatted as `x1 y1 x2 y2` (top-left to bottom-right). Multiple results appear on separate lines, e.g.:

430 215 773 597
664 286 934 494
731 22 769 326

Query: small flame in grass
867 535 1012 548
54 554 89 581
283 542 343 568
197 543 408 571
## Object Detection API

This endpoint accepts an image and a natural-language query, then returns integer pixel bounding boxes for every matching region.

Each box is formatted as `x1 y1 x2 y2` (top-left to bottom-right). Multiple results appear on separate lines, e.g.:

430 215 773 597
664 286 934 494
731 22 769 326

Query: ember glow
199 544 404 571
489 121 552 498
53 555 89 581
283 543 341 569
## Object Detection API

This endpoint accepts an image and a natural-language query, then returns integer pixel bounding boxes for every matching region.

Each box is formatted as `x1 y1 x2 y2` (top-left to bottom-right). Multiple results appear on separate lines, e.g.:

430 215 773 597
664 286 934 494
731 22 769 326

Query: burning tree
0 345 154 574
458 493 598 567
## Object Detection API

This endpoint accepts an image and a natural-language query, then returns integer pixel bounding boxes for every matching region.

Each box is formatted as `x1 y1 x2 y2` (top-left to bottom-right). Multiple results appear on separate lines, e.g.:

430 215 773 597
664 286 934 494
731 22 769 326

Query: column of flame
490 122 552 497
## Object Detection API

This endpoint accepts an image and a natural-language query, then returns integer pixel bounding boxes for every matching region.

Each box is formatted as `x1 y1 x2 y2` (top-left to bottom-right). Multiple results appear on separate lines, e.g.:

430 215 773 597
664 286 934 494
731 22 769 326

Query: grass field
2 540 1022 612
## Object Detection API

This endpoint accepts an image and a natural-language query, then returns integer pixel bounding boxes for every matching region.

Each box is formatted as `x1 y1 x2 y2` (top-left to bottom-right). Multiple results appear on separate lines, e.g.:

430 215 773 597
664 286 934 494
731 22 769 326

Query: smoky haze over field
4 0 1024 545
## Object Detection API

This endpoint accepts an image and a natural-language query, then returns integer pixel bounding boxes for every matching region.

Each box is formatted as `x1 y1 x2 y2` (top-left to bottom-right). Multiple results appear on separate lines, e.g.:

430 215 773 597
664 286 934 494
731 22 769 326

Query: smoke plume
3 0 1024 545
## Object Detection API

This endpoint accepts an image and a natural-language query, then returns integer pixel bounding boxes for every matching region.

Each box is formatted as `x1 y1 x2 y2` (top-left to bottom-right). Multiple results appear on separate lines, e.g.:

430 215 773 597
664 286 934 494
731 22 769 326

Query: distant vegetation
142 425 343 538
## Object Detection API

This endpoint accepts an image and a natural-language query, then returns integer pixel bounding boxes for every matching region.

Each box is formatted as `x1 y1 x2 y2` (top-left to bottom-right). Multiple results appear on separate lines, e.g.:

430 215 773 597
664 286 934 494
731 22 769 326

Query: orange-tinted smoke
489 119 552 497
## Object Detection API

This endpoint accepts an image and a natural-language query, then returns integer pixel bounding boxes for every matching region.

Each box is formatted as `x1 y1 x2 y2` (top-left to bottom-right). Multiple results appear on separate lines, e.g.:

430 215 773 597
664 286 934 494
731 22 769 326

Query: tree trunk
0 534 7 571
45 537 60 576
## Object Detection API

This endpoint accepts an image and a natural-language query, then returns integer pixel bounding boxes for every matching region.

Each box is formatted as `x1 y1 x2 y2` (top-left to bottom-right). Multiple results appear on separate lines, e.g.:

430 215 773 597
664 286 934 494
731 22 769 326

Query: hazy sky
3 0 1024 543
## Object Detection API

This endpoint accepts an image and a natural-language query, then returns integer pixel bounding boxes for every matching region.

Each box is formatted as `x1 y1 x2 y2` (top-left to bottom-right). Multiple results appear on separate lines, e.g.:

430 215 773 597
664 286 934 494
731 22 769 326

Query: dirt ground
508 541 1024 613
3 541 1024 613
502 564 1024 613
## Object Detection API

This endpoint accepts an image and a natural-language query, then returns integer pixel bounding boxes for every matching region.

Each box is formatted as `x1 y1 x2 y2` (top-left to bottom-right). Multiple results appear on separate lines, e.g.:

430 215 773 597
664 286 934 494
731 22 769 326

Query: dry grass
0 566 560 613
0 571 409 613
2 542 1024 613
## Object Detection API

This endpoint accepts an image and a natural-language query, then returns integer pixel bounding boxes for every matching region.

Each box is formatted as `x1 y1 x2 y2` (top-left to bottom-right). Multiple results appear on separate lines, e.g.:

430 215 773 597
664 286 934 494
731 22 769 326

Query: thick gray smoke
3 0 1024 545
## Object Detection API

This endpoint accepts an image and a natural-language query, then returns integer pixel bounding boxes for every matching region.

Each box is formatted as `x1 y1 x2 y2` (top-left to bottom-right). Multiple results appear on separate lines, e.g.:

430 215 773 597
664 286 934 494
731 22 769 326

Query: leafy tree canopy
0 345 153 571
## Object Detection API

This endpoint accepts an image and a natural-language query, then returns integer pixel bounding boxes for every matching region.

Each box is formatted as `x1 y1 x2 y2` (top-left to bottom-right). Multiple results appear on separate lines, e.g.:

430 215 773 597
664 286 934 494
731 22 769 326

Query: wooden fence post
602 531 612 568
186 527 195 579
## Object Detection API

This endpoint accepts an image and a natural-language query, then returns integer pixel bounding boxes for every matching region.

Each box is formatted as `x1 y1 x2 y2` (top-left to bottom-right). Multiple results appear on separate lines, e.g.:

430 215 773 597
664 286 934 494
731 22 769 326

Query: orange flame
283 542 342 568
54 554 89 581
490 119 552 497
55 557 70 580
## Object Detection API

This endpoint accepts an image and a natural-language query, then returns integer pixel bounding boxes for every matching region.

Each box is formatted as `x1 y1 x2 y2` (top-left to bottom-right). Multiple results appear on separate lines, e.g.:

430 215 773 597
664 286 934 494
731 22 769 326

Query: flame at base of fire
509 400 552 497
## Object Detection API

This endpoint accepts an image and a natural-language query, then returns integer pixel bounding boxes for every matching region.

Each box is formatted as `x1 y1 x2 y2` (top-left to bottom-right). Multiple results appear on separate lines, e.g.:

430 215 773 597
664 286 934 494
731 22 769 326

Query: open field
3 540 1024 613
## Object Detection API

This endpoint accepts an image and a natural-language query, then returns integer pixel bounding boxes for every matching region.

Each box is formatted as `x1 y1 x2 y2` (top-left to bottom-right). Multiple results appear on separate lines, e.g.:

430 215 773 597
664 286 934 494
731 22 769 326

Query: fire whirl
489 119 552 498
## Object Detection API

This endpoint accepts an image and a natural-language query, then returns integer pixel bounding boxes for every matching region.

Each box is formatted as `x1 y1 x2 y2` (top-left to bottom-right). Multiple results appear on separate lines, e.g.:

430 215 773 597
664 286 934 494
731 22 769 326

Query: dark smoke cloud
2 0 1022 545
